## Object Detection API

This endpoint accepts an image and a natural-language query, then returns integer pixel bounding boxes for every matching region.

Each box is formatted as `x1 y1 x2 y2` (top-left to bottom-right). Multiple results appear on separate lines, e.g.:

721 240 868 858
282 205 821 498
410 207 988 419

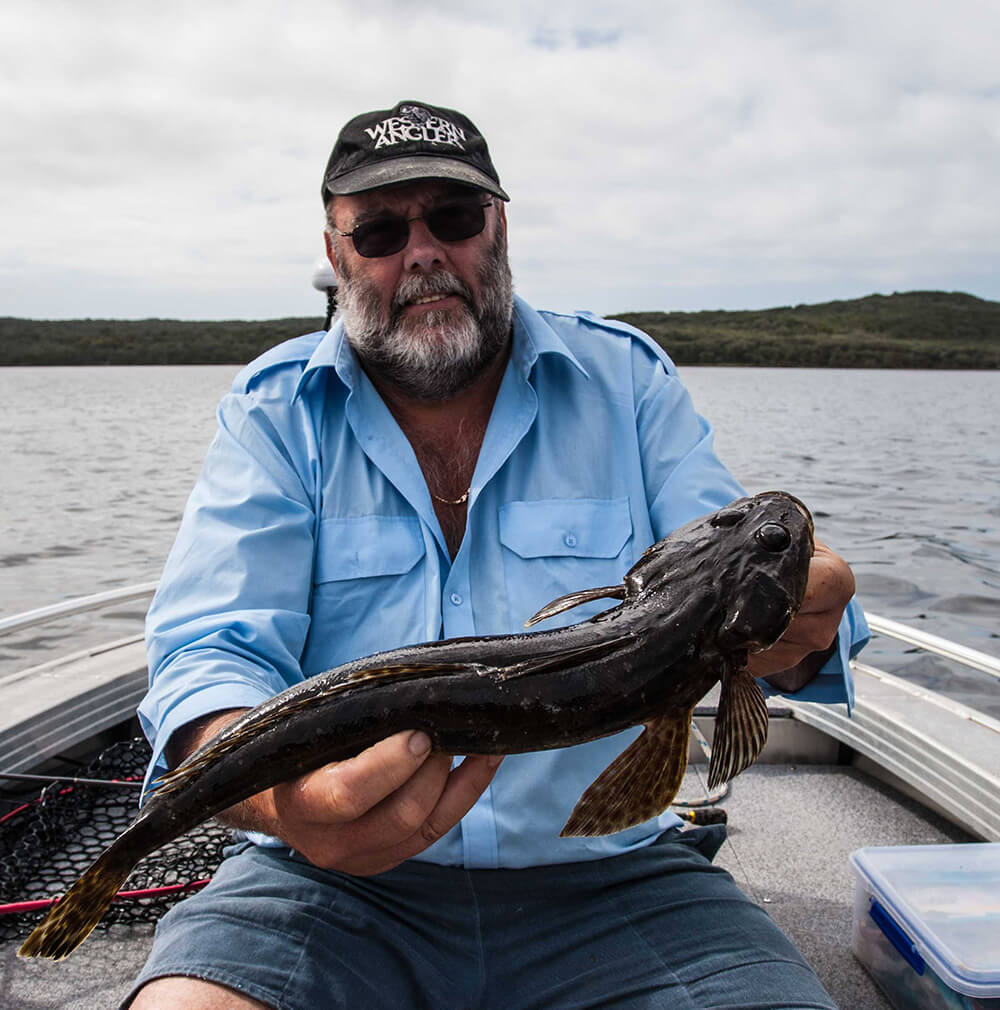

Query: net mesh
0 738 229 943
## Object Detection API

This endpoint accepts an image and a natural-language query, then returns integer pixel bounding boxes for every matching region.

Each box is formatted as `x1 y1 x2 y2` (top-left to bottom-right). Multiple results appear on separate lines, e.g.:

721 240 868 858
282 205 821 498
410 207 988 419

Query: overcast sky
3 0 998 321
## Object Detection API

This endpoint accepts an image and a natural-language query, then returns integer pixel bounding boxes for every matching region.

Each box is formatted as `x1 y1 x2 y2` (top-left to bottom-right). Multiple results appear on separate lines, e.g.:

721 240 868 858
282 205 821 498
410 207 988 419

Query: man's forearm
164 708 248 768
163 708 281 835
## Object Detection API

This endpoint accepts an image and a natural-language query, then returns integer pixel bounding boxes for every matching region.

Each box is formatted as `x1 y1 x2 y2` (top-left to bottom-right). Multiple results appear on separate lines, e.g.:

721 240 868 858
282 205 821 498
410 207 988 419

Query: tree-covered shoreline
2 291 997 368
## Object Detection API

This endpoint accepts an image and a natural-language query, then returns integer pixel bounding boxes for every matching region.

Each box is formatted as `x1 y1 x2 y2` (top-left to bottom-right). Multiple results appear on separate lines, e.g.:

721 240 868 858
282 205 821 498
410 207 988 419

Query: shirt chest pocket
498 497 634 627
305 515 427 670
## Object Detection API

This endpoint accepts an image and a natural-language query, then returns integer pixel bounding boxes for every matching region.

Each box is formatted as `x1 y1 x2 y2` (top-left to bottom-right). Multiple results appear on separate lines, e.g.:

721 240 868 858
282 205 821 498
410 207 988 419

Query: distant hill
1 291 998 367
0 316 322 367
611 291 1000 368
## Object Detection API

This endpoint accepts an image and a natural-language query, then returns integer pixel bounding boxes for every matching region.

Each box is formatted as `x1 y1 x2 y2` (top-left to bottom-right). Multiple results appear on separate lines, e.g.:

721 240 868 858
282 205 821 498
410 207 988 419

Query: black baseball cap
321 100 509 203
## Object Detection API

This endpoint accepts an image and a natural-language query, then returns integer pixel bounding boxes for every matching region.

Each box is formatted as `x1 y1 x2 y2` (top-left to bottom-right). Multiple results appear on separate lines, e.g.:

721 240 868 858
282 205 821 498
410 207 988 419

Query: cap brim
323 155 509 202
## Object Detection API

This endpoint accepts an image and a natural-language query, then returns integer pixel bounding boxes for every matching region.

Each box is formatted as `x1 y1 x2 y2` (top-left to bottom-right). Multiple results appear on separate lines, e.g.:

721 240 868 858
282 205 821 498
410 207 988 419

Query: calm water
1 365 998 715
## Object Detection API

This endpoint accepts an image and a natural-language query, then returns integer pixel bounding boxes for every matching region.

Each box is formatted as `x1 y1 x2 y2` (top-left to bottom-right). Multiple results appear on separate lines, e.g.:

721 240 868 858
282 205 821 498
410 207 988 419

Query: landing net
0 738 229 944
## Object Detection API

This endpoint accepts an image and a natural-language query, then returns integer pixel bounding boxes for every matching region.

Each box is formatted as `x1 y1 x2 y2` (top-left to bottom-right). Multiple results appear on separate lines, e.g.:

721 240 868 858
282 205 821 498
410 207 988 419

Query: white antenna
311 257 337 293
312 256 338 330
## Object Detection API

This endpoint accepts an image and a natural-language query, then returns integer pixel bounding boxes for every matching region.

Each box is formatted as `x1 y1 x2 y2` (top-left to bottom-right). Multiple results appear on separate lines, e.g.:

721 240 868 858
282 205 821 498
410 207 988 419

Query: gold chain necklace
430 489 470 506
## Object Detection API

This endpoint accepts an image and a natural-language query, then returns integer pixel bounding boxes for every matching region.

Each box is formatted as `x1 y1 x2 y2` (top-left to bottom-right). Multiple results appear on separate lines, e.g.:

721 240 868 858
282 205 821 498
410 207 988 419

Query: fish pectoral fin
523 585 625 627
560 713 693 837
495 633 633 680
708 666 769 790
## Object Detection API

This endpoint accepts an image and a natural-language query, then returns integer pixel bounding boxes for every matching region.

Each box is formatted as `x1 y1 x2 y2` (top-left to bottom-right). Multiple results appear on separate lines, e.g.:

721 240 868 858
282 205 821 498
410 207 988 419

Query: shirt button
450 592 463 606
563 532 578 548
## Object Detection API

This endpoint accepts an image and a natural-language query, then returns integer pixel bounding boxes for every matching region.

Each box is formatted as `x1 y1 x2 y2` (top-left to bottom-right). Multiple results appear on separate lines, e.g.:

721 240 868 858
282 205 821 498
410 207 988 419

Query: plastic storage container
850 844 1000 1009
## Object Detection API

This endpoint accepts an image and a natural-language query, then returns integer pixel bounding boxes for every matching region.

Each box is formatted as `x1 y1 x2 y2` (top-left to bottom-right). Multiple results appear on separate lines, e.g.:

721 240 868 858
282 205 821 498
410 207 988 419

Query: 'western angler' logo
365 107 467 150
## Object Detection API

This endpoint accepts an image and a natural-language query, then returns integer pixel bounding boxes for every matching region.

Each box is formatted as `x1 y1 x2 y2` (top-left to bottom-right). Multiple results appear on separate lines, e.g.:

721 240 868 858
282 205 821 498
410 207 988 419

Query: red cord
0 802 31 825
0 878 212 916
0 785 77 825
1 774 209 917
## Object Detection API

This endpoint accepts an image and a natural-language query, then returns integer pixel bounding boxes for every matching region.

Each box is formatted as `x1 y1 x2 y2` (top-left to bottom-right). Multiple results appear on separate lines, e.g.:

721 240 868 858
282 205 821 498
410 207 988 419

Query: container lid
851 844 1000 997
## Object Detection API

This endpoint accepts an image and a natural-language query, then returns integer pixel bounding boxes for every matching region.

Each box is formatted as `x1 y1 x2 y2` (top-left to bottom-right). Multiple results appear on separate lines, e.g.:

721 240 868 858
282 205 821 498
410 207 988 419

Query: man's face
325 180 514 401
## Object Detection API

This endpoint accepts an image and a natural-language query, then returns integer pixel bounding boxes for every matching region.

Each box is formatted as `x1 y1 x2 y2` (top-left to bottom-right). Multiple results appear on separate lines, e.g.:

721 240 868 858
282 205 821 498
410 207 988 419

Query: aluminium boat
0 585 997 1009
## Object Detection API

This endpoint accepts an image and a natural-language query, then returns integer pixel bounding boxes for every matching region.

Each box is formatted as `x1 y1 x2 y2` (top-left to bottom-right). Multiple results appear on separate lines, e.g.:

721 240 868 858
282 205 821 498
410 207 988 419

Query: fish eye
755 522 791 552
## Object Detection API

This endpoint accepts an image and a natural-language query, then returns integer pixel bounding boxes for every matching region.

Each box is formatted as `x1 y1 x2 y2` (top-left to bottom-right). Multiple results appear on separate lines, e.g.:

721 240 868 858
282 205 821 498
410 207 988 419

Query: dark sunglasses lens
350 200 489 258
352 218 410 258
426 201 488 242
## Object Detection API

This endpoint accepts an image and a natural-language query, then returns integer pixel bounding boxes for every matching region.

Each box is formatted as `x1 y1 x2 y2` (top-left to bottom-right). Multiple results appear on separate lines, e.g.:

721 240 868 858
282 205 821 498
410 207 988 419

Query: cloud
2 0 998 318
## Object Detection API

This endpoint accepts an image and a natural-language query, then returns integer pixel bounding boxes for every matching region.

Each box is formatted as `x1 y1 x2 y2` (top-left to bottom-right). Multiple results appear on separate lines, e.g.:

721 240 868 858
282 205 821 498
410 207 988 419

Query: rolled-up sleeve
631 343 867 709
139 386 317 794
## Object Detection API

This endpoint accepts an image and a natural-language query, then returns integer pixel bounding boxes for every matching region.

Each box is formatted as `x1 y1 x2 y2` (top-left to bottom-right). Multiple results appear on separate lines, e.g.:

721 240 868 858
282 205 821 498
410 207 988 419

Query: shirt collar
291 320 358 402
291 293 588 403
510 295 589 381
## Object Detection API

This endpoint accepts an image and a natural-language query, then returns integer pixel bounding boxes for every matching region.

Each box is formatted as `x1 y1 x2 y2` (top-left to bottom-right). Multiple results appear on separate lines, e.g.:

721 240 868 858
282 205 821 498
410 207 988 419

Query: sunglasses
333 196 494 258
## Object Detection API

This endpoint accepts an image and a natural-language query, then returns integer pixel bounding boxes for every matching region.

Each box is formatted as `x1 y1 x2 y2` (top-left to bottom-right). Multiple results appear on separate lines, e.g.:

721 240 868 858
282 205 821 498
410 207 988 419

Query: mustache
391 272 473 312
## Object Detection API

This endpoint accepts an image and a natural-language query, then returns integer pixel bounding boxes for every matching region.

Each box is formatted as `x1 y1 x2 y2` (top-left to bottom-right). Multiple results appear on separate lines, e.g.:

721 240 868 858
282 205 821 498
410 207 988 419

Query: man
127 101 867 1009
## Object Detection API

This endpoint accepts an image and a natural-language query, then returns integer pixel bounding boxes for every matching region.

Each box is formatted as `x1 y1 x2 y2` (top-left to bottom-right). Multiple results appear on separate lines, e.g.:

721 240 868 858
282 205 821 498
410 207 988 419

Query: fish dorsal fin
344 660 486 685
708 666 769 790
152 661 475 798
561 713 693 837
524 585 625 627
496 632 633 680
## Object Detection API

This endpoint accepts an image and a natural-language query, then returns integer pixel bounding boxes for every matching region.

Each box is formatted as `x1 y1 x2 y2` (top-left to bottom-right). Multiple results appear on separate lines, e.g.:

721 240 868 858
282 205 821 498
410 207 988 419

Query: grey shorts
122 826 835 1010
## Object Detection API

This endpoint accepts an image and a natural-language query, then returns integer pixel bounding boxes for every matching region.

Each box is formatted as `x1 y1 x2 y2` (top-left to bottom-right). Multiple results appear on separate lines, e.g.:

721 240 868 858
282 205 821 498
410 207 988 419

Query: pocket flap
315 515 425 583
499 497 632 559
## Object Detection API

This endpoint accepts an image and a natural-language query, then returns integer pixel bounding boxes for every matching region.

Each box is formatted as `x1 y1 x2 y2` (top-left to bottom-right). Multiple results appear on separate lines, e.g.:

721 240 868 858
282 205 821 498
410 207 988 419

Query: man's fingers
346 755 504 874
774 610 840 653
286 730 433 824
750 541 854 682
363 752 455 839
416 755 503 845
351 753 501 854
269 737 502 874
749 597 841 676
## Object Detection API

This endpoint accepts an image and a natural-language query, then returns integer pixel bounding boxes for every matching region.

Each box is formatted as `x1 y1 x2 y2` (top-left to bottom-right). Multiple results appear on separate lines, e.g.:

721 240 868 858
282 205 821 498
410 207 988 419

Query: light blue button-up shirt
141 295 868 869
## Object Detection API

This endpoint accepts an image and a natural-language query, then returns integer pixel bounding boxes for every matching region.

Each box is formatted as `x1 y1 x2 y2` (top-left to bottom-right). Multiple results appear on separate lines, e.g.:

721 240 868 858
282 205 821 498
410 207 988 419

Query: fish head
712 491 815 651
626 491 815 652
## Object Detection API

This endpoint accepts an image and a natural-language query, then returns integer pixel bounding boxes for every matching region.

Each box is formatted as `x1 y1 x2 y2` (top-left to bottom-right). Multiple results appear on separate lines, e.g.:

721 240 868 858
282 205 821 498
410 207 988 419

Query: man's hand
750 540 856 690
166 712 502 876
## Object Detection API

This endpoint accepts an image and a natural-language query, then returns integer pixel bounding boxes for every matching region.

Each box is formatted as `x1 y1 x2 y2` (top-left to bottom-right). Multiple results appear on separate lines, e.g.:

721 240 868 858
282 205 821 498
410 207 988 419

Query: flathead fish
19 490 814 959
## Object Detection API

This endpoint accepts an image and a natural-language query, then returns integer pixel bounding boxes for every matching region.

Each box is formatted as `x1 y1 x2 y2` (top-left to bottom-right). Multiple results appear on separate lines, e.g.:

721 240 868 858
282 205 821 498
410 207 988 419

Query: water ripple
2 364 998 715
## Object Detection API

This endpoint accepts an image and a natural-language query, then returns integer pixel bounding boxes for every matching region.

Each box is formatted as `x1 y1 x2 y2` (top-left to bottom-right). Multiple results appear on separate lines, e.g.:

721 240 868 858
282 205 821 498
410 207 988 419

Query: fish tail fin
561 712 692 837
17 839 134 960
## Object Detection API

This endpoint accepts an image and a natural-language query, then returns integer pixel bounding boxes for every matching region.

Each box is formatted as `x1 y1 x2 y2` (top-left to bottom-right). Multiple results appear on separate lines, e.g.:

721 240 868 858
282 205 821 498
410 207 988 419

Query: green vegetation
0 317 321 367
1 291 998 367
612 291 1000 368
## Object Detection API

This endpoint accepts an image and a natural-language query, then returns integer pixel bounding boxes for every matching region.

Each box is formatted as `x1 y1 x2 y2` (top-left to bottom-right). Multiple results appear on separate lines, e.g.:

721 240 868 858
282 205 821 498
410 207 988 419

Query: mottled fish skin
19 491 814 960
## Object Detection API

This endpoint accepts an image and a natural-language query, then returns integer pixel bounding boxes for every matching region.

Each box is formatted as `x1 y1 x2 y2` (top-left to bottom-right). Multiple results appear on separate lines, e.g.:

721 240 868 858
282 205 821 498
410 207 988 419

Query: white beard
334 227 514 401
